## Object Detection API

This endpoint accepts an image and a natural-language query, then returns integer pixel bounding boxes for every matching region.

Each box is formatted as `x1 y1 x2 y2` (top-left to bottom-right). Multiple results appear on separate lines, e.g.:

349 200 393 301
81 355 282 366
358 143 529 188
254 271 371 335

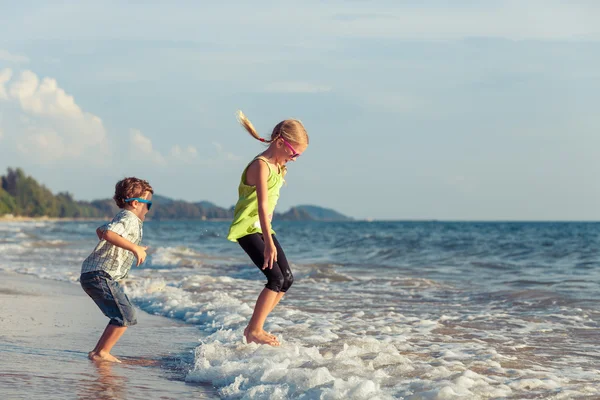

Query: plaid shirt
81 210 143 281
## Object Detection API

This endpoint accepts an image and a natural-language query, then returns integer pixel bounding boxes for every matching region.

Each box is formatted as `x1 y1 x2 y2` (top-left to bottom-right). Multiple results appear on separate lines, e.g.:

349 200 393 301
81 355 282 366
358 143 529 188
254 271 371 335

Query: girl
227 110 309 346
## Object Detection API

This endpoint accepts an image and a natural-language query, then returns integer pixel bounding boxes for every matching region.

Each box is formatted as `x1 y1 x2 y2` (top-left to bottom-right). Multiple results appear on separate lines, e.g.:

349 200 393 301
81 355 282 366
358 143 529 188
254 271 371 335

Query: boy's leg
89 324 127 363
81 271 137 361
91 324 111 353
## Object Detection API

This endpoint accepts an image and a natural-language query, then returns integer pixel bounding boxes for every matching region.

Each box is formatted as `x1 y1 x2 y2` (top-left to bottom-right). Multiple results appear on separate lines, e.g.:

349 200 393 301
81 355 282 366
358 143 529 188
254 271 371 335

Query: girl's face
275 137 307 165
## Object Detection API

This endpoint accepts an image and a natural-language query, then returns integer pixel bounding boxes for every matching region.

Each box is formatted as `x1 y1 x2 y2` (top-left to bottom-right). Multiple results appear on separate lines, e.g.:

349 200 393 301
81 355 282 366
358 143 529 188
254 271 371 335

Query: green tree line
0 168 106 218
0 168 235 220
0 168 350 221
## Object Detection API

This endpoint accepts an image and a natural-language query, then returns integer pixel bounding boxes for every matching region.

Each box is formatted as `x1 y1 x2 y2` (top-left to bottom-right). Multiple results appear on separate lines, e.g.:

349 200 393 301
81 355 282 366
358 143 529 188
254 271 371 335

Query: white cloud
212 141 240 161
167 141 240 166
1 67 206 169
170 144 198 163
264 81 332 94
130 129 167 165
0 68 109 163
0 68 11 99
9 70 84 117
167 142 239 166
0 49 29 64
16 128 68 160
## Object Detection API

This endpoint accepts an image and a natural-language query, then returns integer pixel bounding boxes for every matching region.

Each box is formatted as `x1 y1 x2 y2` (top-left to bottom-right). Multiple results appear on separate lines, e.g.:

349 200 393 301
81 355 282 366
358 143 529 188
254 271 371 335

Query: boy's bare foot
89 350 122 363
245 329 280 346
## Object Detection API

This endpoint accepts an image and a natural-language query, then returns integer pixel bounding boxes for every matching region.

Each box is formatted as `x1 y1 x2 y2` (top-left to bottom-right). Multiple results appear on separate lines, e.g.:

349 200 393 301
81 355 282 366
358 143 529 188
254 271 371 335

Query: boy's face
129 191 153 221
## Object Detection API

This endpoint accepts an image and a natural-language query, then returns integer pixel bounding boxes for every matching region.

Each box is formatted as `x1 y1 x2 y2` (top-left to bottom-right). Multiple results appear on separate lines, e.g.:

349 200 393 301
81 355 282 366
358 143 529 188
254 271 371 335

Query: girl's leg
268 235 293 313
246 288 280 345
239 234 293 345
269 292 286 313
243 291 282 344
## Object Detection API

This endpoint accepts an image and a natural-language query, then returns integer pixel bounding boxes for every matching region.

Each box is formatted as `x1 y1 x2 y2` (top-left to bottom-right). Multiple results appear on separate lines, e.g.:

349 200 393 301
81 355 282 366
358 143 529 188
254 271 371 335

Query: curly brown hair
113 177 154 208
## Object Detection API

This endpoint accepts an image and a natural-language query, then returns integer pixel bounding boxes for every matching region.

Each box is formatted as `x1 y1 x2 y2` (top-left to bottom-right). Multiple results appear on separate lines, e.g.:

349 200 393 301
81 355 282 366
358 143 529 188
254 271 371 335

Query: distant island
0 168 352 221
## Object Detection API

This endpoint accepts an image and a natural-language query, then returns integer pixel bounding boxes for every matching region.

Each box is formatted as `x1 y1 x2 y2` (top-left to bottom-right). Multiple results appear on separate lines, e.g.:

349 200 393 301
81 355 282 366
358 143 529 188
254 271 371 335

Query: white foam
509 377 561 391
186 330 394 400
148 246 205 268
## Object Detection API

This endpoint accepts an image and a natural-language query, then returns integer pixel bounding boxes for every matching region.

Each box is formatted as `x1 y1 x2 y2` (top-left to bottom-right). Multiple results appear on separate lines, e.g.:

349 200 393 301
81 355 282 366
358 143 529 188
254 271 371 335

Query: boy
80 177 153 363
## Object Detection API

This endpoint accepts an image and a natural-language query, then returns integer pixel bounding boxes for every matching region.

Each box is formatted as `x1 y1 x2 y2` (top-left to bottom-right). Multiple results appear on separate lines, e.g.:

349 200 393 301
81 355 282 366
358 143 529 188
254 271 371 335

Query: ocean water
1 220 599 399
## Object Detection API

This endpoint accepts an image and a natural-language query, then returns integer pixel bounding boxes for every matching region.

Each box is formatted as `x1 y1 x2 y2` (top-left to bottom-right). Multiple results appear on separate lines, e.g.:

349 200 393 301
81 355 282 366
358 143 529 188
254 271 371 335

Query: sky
1 0 599 220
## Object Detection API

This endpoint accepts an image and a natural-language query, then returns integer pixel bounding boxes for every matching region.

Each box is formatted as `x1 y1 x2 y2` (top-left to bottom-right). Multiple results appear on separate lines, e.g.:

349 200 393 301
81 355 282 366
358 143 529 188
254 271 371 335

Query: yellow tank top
227 156 284 242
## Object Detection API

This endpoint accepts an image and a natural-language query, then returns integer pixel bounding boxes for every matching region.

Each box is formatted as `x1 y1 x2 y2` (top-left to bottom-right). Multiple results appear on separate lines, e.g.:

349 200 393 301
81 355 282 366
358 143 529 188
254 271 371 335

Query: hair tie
259 138 267 143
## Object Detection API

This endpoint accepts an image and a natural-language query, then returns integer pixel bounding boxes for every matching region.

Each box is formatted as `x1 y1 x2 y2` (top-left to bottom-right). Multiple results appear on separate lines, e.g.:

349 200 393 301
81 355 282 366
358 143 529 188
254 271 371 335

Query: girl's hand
96 227 105 240
132 245 148 266
263 240 278 270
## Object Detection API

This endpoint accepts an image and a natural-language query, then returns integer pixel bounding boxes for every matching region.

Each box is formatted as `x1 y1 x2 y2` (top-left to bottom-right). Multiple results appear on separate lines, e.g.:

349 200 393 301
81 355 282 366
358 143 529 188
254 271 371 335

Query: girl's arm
103 230 148 266
247 159 277 270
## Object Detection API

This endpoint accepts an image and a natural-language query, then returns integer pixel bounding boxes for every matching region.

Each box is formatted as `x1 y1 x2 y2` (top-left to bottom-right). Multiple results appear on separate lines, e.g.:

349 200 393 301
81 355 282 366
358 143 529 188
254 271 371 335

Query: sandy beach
0 271 218 400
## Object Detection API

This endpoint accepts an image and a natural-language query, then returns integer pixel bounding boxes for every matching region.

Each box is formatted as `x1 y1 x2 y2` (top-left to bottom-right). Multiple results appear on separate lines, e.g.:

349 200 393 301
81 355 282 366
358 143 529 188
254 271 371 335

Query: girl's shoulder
246 157 269 179
248 156 277 174
243 156 281 187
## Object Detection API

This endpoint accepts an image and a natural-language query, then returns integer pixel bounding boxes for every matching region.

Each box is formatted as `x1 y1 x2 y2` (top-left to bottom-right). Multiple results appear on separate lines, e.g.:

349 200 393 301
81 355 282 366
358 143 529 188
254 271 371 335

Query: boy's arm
103 230 148 266
96 223 108 240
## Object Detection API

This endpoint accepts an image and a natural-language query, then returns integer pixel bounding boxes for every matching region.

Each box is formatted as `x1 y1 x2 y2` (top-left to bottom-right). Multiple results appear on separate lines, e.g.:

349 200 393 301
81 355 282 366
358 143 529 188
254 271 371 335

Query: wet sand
0 271 219 400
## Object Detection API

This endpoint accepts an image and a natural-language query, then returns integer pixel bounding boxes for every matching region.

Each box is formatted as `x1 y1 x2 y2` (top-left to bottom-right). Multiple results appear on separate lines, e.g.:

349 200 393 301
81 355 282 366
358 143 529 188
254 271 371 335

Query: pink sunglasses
280 137 301 159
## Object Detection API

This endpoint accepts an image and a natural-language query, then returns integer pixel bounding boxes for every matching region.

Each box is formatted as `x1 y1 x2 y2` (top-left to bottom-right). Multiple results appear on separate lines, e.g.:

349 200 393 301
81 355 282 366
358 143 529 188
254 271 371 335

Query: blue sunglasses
124 197 153 211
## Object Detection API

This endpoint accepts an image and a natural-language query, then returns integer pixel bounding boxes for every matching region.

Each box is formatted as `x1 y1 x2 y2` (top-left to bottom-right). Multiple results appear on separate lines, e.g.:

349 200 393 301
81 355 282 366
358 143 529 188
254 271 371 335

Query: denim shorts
80 270 137 327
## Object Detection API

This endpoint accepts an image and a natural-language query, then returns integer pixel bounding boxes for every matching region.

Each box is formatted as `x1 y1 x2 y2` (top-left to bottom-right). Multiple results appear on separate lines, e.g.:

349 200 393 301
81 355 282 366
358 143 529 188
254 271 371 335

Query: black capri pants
238 233 294 293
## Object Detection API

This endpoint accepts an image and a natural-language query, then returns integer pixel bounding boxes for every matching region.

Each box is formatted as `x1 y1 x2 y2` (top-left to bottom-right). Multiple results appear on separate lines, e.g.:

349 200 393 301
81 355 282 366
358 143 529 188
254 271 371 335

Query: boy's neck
122 206 142 221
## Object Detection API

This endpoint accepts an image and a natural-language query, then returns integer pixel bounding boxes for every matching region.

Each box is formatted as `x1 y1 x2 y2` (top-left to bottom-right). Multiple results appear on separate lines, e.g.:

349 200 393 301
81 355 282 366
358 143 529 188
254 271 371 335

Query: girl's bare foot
264 331 277 340
89 350 122 363
245 329 280 346
244 326 277 341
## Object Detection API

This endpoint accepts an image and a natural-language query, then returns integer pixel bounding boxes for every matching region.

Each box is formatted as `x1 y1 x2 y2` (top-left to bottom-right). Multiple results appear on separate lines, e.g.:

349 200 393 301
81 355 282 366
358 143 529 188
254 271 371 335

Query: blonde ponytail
236 110 273 143
236 110 309 160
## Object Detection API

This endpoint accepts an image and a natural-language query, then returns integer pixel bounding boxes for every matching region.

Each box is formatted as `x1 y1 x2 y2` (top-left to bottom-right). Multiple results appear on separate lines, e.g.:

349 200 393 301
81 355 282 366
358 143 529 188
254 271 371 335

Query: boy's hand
96 227 105 240
102 230 148 266
132 245 148 266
